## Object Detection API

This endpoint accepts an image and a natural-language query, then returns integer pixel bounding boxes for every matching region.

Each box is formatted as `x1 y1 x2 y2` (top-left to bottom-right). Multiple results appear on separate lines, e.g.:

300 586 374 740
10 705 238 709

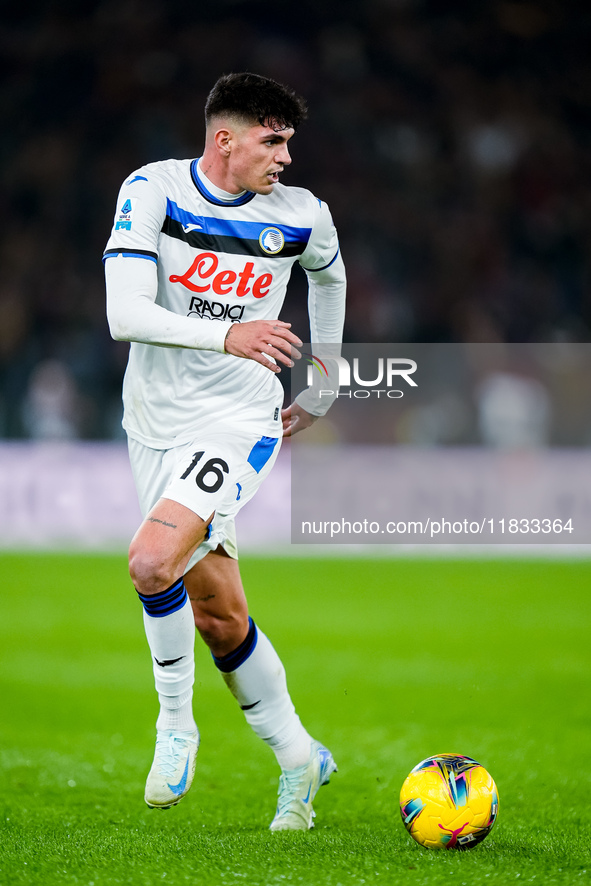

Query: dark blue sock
136 578 188 618
212 617 258 672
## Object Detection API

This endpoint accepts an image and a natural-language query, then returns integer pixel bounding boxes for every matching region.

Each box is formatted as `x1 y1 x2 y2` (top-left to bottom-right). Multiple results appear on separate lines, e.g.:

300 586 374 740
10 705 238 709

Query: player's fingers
282 413 301 437
276 331 303 347
253 352 281 373
266 333 301 357
269 344 301 364
243 343 283 372
284 343 302 361
263 345 294 368
268 323 303 347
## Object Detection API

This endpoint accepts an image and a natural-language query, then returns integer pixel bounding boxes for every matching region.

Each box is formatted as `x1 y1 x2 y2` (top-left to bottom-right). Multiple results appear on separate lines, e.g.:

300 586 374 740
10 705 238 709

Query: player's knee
195 610 248 657
128 542 176 595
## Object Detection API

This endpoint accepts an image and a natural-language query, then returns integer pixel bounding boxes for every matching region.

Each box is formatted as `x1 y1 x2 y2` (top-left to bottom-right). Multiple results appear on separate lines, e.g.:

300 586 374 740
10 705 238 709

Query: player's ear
213 128 232 156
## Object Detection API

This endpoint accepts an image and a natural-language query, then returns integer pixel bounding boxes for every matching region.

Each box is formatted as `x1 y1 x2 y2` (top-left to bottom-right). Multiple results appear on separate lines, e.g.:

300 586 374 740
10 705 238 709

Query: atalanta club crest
259 227 285 255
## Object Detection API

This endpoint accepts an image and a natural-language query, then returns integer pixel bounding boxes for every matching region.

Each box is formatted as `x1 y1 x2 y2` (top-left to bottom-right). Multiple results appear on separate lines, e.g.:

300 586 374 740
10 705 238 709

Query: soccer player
104 72 345 830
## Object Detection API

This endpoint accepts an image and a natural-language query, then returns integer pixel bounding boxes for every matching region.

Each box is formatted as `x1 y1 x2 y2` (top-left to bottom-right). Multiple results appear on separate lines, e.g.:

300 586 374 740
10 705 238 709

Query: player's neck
197 156 248 200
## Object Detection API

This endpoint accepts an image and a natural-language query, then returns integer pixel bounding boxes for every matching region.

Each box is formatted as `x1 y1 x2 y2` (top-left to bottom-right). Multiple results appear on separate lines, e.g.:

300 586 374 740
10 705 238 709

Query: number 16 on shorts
163 433 279 523
180 450 230 494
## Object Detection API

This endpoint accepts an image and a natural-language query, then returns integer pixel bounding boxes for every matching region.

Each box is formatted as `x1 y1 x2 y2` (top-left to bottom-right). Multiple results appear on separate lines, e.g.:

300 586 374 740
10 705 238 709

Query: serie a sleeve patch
115 198 134 231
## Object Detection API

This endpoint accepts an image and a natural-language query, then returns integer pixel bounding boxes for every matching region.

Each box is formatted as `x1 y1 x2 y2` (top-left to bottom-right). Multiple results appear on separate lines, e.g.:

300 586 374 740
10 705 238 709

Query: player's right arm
104 170 298 369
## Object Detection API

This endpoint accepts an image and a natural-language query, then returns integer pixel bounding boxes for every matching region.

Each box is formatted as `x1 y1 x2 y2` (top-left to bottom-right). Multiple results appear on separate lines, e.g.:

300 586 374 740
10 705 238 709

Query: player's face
227 123 294 195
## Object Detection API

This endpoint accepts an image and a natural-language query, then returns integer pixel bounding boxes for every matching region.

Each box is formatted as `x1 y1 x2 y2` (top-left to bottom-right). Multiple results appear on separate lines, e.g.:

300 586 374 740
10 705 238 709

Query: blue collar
190 159 256 207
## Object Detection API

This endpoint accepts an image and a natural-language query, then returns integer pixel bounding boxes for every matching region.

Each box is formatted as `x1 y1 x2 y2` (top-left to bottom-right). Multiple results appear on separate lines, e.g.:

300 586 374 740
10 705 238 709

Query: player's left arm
281 401 317 437
282 200 346 438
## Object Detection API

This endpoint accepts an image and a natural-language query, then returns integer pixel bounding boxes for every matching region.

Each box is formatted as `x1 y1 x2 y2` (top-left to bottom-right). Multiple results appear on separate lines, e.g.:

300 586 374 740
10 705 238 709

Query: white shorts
128 427 281 568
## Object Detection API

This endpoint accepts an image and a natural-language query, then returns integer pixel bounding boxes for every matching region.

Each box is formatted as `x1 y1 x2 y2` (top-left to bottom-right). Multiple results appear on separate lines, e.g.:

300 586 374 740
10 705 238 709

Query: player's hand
282 402 318 437
224 320 302 372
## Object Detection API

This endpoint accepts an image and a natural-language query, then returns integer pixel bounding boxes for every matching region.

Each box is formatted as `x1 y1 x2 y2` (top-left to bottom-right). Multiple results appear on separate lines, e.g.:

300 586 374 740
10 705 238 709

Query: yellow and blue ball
400 753 499 849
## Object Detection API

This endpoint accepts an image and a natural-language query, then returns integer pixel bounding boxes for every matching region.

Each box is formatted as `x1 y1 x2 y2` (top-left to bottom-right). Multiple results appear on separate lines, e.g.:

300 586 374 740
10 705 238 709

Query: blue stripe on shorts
247 436 279 474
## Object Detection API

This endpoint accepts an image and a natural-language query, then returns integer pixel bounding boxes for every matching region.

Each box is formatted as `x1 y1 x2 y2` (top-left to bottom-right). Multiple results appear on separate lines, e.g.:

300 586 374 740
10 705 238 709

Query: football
399 753 499 849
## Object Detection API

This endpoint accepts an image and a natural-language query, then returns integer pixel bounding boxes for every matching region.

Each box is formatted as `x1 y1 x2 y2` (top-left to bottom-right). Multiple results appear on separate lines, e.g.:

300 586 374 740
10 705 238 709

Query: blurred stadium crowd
1 0 590 438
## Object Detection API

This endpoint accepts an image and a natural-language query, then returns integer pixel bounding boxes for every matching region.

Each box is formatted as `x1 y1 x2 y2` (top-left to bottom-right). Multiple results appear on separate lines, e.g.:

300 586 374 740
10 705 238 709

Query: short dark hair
205 72 308 131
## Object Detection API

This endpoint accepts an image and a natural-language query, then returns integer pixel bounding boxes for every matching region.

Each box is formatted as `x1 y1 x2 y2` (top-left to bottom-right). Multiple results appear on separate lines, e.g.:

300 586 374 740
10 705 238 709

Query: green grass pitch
1 553 589 886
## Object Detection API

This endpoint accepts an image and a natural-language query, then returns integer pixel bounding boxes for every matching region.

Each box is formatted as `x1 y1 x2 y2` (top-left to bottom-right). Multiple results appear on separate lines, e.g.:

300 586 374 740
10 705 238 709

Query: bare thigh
184 546 249 658
128 498 213 596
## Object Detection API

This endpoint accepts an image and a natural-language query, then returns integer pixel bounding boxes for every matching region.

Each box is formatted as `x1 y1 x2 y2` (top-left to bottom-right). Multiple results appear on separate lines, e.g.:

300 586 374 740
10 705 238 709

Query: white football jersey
104 158 343 448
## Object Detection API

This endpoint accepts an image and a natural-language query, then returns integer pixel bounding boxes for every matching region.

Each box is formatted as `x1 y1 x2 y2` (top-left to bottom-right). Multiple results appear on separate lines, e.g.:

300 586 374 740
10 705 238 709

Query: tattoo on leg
191 593 216 602
147 517 178 529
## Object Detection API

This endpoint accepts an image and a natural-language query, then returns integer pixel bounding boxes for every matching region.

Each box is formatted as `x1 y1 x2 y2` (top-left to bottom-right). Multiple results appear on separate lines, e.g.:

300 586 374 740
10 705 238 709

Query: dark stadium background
1 0 590 439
